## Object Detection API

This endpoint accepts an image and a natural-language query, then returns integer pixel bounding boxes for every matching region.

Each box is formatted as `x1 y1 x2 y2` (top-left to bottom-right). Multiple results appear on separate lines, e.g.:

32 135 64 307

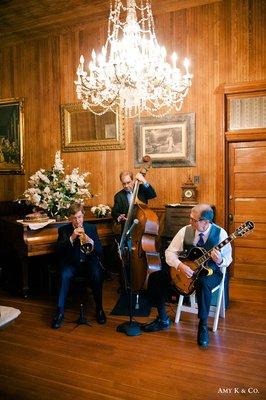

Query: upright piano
0 215 114 297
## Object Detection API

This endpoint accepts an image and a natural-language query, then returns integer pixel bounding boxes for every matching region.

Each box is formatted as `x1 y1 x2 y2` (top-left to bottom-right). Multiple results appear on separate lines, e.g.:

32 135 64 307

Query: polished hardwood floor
0 276 265 400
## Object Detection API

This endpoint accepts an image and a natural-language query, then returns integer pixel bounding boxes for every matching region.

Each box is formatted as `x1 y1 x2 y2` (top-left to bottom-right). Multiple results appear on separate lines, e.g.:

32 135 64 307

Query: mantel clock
181 177 198 204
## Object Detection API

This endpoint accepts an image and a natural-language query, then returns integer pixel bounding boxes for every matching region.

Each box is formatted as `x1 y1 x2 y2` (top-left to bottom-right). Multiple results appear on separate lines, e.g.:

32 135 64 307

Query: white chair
175 266 227 332
0 306 21 328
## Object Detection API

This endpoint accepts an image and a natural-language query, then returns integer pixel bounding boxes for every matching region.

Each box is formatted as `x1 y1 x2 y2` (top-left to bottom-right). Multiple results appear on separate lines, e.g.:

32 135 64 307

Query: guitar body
169 220 255 295
170 247 211 296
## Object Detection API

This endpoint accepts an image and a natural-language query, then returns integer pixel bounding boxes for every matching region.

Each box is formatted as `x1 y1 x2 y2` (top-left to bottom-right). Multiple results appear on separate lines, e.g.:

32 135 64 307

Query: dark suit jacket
111 183 156 220
57 222 103 268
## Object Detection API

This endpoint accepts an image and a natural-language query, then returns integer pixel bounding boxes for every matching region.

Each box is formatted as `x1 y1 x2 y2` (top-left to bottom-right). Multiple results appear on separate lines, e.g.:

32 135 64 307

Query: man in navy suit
111 170 156 224
51 204 106 329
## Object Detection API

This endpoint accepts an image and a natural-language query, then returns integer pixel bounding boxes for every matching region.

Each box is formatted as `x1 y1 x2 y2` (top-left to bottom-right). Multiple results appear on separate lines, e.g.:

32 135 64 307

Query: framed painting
134 113 196 167
0 98 24 174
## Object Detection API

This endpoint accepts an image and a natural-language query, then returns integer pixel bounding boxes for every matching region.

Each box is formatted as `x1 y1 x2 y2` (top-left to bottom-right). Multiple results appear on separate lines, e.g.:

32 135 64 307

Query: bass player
111 170 157 224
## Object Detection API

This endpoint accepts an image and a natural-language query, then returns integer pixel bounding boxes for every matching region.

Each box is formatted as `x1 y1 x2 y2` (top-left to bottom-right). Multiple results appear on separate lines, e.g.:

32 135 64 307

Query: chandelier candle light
75 0 193 118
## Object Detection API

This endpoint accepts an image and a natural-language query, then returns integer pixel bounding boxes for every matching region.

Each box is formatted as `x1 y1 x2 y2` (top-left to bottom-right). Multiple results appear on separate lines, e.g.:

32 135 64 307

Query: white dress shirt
126 190 133 205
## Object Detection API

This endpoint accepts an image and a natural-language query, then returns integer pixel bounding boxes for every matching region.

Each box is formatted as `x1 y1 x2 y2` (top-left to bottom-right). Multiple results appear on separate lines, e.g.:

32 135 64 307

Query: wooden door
228 141 266 280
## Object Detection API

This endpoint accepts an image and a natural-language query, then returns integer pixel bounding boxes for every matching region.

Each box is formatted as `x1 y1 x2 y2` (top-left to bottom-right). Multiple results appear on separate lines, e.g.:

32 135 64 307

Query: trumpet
76 226 92 253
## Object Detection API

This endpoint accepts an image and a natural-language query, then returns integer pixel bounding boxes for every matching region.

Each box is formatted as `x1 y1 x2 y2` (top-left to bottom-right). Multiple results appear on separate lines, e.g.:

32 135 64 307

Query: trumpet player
52 204 106 329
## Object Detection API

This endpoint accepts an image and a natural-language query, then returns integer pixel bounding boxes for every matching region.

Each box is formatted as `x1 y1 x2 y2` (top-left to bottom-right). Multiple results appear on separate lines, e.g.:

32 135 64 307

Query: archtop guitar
170 221 254 296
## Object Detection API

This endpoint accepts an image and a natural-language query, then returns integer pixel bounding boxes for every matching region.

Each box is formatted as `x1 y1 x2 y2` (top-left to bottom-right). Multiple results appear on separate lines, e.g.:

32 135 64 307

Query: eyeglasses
190 216 208 224
189 216 203 223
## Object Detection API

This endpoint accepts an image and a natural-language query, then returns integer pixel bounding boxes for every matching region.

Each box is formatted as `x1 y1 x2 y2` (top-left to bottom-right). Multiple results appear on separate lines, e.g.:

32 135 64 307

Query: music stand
116 222 142 336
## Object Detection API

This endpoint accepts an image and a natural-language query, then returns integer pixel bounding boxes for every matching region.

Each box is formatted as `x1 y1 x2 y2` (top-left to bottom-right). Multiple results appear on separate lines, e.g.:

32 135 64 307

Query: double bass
118 157 161 292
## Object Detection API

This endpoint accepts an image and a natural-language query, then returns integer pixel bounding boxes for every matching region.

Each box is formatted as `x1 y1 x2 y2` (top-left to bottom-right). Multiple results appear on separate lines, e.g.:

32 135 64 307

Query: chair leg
220 290 226 318
212 285 225 332
190 293 197 308
176 270 227 332
175 295 184 324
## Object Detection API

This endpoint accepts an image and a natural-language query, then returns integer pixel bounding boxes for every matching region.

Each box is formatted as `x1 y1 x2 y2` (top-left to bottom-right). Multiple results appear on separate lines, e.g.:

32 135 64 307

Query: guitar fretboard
195 233 236 266
194 220 254 266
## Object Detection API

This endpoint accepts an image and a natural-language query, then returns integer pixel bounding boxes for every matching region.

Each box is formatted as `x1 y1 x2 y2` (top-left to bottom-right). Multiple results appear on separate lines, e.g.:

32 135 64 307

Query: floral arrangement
91 204 111 218
23 151 92 219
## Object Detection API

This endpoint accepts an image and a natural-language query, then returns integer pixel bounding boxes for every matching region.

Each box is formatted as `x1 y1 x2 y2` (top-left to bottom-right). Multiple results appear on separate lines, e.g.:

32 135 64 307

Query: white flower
43 186 50 194
32 193 41 205
23 151 92 218
91 204 111 218
38 171 50 184
53 150 64 172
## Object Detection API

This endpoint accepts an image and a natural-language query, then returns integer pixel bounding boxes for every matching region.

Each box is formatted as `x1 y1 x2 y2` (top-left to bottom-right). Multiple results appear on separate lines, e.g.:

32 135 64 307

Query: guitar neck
196 232 237 266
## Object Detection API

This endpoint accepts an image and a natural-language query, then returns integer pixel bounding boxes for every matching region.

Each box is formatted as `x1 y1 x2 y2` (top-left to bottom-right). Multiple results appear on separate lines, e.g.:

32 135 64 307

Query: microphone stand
116 221 142 336
75 303 92 326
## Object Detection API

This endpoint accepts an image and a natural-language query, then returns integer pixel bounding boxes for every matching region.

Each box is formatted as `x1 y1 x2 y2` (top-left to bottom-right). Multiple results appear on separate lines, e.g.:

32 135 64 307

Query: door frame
215 81 266 230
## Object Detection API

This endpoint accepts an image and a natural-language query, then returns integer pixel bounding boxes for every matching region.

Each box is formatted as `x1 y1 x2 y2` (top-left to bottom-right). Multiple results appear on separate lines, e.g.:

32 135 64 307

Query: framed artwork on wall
0 98 24 174
60 103 125 152
134 113 196 167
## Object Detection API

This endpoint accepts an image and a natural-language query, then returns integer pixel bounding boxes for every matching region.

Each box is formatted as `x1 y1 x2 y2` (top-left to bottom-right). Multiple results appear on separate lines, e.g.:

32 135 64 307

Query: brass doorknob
228 213 234 223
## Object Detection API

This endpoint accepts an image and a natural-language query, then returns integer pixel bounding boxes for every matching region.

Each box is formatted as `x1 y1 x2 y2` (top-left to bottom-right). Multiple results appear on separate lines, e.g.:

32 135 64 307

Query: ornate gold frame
0 97 24 174
60 103 125 152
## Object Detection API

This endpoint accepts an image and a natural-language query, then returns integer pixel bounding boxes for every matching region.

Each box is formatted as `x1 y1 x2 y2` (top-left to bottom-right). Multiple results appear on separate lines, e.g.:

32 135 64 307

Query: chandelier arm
113 65 137 89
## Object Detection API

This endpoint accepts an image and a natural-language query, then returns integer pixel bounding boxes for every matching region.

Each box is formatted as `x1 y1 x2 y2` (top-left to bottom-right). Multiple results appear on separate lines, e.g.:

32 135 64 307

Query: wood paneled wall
0 0 265 213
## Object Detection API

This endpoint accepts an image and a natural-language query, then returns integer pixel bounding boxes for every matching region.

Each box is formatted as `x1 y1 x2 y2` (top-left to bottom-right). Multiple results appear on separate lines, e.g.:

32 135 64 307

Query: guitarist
142 204 232 349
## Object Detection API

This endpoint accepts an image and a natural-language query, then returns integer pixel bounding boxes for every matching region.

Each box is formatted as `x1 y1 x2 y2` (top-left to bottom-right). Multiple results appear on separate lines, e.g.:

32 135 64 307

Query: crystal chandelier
75 0 193 118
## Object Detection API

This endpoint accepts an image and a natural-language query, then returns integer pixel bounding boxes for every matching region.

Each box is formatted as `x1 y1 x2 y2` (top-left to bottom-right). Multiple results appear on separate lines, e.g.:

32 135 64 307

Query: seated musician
51 204 106 329
142 204 232 348
111 170 156 224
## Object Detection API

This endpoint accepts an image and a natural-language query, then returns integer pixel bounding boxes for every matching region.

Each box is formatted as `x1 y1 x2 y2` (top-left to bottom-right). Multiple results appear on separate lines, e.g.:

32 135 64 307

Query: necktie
196 233 205 247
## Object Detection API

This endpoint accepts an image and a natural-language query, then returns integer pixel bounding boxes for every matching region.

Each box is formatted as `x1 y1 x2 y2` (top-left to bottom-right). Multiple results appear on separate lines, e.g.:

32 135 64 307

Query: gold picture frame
0 97 24 174
60 103 125 152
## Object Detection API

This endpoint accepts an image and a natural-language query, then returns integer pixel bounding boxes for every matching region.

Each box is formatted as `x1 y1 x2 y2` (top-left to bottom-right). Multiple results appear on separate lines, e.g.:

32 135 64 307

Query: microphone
126 219 139 237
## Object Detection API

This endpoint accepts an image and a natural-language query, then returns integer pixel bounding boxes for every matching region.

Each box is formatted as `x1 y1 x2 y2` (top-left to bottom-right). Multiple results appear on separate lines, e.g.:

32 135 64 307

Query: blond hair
119 170 133 182
68 203 84 216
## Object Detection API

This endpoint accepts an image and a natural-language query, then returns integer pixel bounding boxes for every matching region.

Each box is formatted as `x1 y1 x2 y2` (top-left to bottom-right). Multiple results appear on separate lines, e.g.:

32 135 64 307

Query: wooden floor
0 276 265 400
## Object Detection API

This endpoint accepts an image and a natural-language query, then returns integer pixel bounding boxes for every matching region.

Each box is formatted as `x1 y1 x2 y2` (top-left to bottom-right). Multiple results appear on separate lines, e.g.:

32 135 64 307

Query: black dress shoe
141 317 171 332
197 324 209 348
51 312 64 329
96 309 107 324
